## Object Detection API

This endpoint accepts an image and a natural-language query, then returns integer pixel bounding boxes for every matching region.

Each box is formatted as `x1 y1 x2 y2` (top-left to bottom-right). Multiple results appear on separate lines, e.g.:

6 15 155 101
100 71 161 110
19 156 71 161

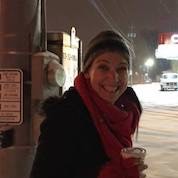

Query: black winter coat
30 87 108 178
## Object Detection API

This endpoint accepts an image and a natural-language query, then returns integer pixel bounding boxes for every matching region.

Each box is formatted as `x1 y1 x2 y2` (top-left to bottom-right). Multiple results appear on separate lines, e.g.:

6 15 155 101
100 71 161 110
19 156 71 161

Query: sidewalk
133 109 178 178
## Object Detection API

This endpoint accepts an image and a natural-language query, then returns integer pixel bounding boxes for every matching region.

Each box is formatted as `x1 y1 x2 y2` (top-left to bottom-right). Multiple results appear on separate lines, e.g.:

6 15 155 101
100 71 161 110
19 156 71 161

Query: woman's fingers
140 173 146 178
138 163 148 171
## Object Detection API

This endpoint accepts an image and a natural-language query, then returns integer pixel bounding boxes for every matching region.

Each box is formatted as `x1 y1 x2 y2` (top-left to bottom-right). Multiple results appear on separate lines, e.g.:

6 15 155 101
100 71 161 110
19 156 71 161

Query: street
132 83 178 178
133 82 178 107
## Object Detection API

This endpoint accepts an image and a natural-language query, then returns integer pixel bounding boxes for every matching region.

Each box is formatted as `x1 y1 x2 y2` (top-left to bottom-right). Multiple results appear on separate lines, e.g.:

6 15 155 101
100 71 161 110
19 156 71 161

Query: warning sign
0 69 23 124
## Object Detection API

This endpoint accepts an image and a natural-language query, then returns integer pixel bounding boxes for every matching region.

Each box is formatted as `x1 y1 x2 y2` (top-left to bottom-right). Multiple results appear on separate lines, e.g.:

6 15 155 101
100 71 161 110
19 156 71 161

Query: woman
30 30 147 178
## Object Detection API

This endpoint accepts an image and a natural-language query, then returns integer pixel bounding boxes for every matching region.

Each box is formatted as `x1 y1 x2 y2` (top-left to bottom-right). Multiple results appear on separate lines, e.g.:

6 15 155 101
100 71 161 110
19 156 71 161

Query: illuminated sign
171 34 178 44
156 32 178 60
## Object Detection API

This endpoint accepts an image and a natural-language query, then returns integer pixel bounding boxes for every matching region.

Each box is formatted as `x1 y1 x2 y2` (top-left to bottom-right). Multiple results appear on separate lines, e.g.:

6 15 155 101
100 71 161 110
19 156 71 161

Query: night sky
46 0 178 76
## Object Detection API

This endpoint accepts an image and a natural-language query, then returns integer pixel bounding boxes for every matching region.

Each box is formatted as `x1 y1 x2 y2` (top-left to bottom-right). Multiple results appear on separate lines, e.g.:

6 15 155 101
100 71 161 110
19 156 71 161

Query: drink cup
121 147 146 161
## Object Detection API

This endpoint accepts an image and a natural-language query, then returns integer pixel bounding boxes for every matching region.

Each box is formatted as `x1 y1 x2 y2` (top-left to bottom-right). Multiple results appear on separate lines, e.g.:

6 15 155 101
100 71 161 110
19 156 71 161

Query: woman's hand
120 147 148 178
135 158 148 178
140 172 146 178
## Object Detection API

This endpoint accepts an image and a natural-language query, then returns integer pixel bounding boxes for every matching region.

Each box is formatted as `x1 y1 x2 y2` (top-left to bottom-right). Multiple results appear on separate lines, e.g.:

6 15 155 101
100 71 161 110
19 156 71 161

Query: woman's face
85 52 129 104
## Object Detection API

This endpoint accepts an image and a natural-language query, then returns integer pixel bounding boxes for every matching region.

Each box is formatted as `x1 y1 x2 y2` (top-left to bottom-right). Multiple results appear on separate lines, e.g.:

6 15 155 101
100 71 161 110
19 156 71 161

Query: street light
145 58 154 74
144 58 154 83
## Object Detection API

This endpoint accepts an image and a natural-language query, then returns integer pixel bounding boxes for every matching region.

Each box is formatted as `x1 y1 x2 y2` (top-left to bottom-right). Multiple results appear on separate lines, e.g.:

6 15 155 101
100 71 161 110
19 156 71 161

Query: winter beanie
83 30 131 72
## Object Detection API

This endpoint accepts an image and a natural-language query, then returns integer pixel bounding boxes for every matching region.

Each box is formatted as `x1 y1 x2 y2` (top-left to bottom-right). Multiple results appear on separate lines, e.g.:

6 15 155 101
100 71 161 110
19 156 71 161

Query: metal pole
0 0 41 178
41 0 47 52
128 25 136 86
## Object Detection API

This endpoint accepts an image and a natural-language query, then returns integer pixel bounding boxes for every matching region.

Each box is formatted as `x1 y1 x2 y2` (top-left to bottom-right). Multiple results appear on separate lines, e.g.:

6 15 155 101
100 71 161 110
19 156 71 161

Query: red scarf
74 73 140 178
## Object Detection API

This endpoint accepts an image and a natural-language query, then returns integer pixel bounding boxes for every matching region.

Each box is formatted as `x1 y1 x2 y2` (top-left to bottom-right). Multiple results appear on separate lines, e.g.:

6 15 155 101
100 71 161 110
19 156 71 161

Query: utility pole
127 25 136 86
0 1 41 178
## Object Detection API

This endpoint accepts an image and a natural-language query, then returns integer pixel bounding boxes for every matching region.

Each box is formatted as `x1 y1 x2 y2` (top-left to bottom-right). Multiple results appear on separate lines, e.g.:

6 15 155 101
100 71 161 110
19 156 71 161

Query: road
132 83 178 178
133 82 178 107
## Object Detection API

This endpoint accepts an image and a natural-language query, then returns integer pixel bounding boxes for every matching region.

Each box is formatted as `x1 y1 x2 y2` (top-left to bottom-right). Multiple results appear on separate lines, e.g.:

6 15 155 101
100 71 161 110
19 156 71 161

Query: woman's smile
100 83 119 94
86 52 129 103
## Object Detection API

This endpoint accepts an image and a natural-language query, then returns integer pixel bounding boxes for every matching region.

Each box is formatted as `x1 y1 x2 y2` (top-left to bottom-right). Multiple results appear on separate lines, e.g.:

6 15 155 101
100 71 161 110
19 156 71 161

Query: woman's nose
109 70 119 82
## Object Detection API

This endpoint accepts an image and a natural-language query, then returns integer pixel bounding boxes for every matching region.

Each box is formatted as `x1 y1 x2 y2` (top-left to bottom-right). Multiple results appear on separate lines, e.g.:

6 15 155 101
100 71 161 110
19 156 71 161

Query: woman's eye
116 66 128 73
98 64 109 71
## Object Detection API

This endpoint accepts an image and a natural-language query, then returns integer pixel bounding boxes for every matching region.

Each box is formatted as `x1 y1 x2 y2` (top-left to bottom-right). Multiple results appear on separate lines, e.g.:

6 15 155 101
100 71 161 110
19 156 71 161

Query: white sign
0 69 23 124
171 34 178 44
62 47 78 92
155 44 178 60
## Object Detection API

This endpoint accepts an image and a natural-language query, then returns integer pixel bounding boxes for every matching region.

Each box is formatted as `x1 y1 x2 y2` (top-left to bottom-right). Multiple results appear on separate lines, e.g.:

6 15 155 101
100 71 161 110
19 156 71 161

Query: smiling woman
45 1 178 178
30 30 147 178
82 30 130 103
84 52 129 103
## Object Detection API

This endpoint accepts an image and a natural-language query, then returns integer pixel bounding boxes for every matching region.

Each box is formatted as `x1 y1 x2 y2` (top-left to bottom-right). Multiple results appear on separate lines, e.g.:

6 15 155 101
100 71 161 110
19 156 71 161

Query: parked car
160 72 178 91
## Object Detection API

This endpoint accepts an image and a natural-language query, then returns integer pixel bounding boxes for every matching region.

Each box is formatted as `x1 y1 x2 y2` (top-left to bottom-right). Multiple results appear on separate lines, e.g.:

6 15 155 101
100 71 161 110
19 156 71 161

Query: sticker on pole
0 69 23 125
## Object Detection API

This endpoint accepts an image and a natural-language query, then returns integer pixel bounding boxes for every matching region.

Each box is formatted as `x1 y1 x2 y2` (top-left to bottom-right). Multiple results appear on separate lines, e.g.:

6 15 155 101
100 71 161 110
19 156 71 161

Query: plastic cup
121 147 146 160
